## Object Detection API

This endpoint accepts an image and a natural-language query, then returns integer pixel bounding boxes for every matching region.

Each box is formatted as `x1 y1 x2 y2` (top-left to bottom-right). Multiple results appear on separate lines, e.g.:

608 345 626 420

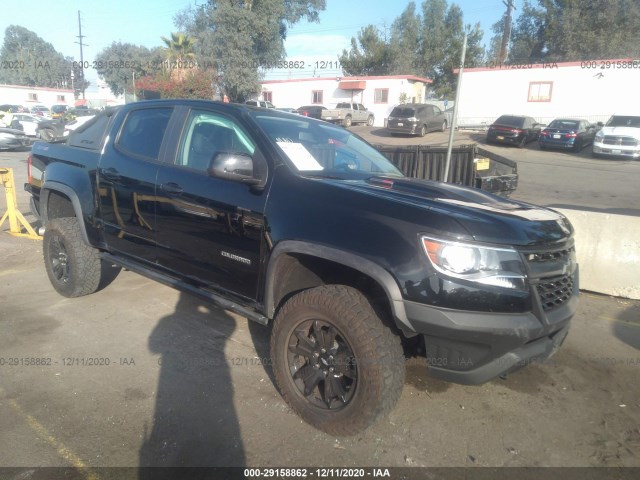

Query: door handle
161 182 184 195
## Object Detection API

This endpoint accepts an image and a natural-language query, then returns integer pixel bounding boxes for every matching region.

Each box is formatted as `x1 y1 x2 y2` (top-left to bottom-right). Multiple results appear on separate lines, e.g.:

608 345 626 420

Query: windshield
251 113 403 178
606 116 640 128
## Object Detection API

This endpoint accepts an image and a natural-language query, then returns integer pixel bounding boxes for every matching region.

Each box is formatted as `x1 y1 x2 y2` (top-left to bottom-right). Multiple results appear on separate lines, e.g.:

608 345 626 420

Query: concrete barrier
556 208 640 300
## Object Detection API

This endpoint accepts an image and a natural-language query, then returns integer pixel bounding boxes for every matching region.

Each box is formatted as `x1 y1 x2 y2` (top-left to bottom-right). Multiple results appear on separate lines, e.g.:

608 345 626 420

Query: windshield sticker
276 142 324 171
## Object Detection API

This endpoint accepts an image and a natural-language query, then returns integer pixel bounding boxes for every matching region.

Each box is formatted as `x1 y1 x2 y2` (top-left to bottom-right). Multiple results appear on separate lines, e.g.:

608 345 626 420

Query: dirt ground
0 231 639 470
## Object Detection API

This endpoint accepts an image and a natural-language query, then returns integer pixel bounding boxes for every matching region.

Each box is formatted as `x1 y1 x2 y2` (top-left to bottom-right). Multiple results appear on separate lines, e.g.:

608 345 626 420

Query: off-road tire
43 217 120 297
271 285 405 436
342 116 352 128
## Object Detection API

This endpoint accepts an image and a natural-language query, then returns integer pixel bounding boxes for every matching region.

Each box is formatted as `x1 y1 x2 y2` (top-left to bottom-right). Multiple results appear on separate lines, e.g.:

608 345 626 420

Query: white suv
592 114 640 159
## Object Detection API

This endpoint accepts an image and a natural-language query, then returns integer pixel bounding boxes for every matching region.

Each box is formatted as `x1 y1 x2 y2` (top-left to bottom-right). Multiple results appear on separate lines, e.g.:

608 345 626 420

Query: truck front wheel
43 217 120 297
271 285 405 436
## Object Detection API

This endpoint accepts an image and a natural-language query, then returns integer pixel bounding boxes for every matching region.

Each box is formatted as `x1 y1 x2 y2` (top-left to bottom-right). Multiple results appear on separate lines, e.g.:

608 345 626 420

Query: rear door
98 106 173 263
154 106 269 301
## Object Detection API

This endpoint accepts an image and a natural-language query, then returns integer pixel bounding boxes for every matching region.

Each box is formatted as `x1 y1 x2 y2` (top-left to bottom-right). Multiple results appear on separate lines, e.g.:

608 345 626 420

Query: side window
68 114 112 151
425 105 434 117
433 106 442 115
524 118 532 128
117 108 172 159
176 110 256 172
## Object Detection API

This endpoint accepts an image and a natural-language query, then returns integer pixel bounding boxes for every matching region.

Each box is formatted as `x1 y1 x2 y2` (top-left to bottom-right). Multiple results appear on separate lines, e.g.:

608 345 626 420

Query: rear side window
116 108 172 159
68 114 111 151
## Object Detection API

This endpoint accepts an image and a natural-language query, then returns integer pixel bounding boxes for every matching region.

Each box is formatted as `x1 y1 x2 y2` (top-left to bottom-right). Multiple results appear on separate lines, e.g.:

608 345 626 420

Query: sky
0 0 507 87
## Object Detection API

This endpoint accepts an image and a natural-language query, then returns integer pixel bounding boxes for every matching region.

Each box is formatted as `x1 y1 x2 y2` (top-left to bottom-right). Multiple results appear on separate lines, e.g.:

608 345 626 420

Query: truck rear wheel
43 217 120 297
342 116 352 128
271 285 405 436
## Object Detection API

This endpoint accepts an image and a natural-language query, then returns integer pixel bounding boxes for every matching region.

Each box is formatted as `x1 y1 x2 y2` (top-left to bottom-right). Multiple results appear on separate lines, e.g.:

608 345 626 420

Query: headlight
421 236 527 290
595 130 604 141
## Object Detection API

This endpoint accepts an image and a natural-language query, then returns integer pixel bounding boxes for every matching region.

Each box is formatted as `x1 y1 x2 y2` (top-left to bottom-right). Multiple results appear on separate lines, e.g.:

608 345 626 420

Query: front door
154 108 268 301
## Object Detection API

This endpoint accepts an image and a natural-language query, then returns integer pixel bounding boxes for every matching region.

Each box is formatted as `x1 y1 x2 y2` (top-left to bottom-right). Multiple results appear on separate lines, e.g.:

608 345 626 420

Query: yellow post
0 167 41 240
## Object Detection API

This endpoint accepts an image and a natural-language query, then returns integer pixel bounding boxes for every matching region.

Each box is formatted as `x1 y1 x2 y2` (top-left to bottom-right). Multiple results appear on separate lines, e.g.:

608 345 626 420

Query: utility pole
498 0 516 63
74 10 89 99
443 27 467 183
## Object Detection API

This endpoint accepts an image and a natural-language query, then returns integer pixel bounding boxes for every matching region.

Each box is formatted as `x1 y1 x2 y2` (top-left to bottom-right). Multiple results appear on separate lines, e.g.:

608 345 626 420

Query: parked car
321 102 374 127
486 115 541 148
386 103 448 137
592 113 640 159
294 105 327 119
0 127 30 150
28 99 577 436
245 100 276 108
13 113 45 136
31 105 51 117
539 118 597 151
51 105 69 119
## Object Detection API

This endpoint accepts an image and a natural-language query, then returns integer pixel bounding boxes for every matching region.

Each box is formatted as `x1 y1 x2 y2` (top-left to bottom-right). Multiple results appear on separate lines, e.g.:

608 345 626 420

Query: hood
327 176 572 246
600 126 640 138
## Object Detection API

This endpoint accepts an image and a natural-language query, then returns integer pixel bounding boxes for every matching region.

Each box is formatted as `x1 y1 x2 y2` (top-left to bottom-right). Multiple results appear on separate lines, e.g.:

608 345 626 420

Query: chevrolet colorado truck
26 100 578 436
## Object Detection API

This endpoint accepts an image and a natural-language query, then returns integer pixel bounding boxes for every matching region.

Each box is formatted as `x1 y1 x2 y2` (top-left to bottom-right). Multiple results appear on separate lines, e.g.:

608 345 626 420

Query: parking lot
1 139 639 471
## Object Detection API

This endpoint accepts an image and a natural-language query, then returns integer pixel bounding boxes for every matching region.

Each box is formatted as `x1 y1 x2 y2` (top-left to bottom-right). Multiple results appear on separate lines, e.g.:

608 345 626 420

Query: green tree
417 0 485 97
161 32 197 81
0 26 71 88
339 25 393 76
94 42 165 96
175 0 326 102
389 2 422 74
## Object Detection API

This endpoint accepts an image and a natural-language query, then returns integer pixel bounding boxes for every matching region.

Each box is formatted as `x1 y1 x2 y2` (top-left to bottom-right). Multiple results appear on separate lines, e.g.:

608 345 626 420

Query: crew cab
592 113 640 159
26 100 578 436
321 102 374 127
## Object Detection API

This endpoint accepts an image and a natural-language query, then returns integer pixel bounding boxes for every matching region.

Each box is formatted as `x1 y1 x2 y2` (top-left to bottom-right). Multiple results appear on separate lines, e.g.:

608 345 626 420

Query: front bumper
403 283 578 385
593 141 640 158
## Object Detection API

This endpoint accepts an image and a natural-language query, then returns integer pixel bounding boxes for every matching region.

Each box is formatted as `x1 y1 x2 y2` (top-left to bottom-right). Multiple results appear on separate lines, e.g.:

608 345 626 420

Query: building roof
455 58 637 74
261 75 433 85
0 84 74 93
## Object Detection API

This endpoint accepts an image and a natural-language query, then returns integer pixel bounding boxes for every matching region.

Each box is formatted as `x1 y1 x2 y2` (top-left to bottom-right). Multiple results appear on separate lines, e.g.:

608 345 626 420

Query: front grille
526 246 574 263
537 275 574 311
603 136 638 147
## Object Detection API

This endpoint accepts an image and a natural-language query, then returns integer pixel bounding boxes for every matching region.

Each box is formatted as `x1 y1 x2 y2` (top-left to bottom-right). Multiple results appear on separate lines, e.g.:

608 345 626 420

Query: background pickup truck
321 102 375 127
27 100 578 436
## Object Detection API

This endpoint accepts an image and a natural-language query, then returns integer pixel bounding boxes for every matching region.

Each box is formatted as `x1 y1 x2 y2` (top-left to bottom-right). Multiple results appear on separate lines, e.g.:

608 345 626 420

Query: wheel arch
40 182 90 245
264 241 413 333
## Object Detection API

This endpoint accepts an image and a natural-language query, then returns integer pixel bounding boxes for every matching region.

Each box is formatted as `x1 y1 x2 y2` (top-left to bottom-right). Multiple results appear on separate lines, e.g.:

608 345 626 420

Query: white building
259 75 433 127
0 84 74 109
455 58 640 127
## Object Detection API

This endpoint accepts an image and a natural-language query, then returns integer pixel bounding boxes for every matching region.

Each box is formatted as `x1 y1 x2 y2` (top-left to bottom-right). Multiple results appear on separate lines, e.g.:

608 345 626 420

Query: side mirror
597 122 604 127
208 152 261 185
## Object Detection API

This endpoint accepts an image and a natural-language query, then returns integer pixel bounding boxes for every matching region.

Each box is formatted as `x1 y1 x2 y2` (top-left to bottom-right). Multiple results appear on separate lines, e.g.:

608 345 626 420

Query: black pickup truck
26 100 578 436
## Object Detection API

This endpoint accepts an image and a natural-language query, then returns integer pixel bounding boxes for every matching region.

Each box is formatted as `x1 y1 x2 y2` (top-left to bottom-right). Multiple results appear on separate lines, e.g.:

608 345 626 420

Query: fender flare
40 181 90 245
264 240 413 332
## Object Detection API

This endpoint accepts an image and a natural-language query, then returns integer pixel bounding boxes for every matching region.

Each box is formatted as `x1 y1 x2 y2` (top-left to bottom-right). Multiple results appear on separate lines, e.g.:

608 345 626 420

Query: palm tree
160 32 197 81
